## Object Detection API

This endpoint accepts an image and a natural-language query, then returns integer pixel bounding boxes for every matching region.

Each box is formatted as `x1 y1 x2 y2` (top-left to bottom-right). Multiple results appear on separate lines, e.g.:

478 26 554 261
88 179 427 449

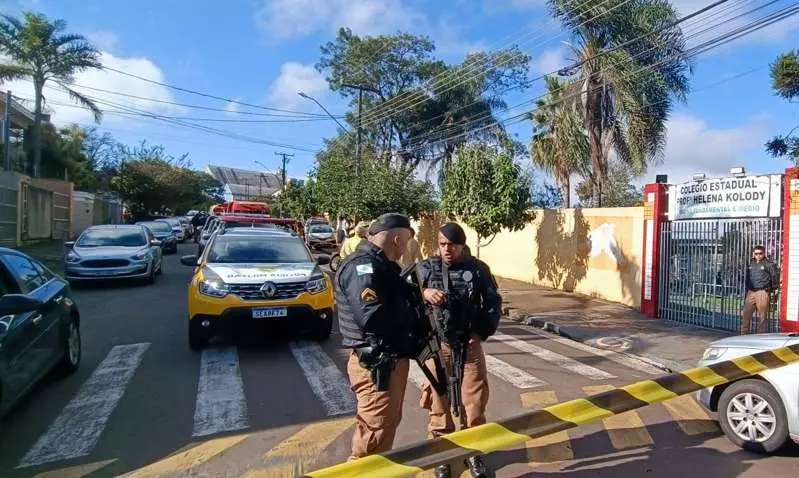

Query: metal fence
658 217 783 332
20 183 53 241
0 174 17 247
52 191 70 240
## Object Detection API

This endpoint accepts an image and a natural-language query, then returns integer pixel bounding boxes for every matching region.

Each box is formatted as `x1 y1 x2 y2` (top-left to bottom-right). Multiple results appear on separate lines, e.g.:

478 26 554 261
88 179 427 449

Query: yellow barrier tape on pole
303 344 799 478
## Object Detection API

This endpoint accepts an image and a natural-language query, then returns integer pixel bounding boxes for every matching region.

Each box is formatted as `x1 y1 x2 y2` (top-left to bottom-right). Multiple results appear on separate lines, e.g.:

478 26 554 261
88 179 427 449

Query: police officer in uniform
335 213 417 460
418 223 501 478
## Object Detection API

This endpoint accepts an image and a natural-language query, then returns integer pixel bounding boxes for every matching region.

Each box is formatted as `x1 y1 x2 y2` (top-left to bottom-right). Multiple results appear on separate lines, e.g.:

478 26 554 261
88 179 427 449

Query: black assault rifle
400 263 448 399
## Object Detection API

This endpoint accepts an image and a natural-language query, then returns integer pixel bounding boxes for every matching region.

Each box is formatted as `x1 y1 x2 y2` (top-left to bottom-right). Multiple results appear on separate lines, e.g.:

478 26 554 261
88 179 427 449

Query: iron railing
658 217 783 332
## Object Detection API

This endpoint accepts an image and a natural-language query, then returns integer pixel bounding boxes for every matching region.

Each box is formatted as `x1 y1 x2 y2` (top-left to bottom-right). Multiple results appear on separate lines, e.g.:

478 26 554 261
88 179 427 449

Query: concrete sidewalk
498 278 732 373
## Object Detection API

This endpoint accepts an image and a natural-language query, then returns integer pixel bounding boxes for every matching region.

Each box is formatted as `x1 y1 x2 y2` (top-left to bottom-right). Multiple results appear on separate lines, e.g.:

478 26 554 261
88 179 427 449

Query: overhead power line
395 1 799 157
101 65 338 117
383 0 775 154
358 0 736 131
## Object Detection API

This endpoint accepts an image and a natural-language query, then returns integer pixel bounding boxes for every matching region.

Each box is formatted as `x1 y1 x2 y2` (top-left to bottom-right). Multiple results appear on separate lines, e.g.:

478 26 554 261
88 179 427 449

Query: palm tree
0 12 102 177
529 75 588 207
548 0 692 205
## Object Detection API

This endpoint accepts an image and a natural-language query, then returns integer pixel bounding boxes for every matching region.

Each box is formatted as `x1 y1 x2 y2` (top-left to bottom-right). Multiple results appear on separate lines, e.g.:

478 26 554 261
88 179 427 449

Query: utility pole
274 152 293 188
341 84 379 176
3 91 11 171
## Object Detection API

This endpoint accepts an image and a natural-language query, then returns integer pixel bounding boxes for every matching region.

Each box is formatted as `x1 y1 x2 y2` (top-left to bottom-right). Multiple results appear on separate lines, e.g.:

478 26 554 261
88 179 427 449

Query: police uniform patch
462 270 473 282
356 264 374 276
360 288 377 302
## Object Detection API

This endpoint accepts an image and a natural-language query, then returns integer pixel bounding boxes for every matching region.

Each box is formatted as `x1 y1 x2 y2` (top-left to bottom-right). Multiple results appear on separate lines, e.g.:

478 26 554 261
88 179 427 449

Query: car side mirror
150 239 162 247
64 241 75 249
315 255 331 266
0 294 44 316
181 255 199 266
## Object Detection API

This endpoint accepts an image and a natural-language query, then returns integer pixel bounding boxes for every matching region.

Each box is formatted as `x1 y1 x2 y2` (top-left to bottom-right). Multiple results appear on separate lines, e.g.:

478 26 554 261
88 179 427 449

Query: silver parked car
64 225 163 284
156 218 186 242
697 333 799 453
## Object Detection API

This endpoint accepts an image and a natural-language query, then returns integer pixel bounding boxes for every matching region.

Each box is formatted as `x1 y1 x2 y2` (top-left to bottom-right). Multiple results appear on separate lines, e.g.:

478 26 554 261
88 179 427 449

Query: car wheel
717 379 789 453
58 318 81 376
156 261 163 275
189 324 209 351
311 316 333 341
146 265 156 284
330 254 342 272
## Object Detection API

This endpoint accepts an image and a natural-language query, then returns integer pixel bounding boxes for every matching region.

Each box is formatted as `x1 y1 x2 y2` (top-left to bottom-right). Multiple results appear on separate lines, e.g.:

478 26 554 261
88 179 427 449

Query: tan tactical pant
346 352 409 460
741 290 770 335
420 338 490 437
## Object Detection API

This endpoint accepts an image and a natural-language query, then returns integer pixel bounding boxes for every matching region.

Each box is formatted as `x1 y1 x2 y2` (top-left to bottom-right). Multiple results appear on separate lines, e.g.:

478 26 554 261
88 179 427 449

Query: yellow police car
180 227 334 349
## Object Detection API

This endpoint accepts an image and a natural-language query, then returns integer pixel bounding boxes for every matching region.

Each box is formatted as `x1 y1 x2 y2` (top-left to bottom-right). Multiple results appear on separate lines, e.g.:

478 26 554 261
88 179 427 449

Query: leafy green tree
0 12 103 176
316 28 530 171
531 182 565 209
441 141 534 253
111 142 222 219
765 50 799 164
312 134 436 221
23 123 99 190
548 0 691 205
529 76 588 207
273 180 319 219
575 160 642 207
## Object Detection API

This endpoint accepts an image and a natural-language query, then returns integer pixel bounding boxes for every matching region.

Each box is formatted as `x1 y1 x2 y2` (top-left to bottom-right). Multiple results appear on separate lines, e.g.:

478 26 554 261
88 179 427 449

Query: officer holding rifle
418 222 502 478
335 213 446 461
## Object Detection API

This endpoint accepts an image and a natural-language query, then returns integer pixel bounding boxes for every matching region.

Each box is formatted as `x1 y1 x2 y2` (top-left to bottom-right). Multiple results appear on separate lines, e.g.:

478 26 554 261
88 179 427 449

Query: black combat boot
464 455 493 478
435 464 452 478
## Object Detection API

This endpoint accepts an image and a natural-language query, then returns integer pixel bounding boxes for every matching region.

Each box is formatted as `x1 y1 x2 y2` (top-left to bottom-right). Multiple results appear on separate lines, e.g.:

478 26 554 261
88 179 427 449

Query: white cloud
224 99 240 115
255 0 422 39
86 30 119 52
267 62 329 108
3 51 179 126
435 20 487 56
646 113 767 185
532 48 568 76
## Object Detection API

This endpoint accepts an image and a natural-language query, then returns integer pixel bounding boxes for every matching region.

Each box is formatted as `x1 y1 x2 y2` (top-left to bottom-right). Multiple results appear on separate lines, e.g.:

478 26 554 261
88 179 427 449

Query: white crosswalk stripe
18 343 150 468
484 354 548 389
491 332 616 380
192 346 249 437
290 341 356 416
12 328 667 472
522 327 663 375
409 354 549 390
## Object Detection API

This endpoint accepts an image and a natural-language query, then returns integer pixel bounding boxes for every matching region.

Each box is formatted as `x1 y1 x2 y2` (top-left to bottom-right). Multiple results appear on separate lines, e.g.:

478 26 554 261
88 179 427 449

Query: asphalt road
0 243 796 478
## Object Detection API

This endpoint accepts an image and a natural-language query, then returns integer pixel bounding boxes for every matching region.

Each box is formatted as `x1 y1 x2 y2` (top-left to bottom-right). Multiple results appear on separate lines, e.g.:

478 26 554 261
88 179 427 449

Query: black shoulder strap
442 260 450 293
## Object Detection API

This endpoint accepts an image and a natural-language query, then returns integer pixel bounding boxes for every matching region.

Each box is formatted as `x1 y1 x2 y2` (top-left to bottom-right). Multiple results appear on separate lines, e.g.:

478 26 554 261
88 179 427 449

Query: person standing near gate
741 245 780 335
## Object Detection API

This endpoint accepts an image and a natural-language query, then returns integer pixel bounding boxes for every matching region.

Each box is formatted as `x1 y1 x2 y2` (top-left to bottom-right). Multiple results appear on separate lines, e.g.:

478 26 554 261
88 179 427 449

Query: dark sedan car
0 248 81 416
137 221 178 254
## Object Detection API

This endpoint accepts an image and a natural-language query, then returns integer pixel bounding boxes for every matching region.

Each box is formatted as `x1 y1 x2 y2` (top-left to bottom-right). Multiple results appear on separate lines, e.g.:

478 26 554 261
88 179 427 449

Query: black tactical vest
422 256 480 339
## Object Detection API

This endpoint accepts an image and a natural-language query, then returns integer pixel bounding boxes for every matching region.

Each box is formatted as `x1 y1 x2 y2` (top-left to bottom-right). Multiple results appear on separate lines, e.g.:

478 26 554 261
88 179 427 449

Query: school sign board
667 174 783 220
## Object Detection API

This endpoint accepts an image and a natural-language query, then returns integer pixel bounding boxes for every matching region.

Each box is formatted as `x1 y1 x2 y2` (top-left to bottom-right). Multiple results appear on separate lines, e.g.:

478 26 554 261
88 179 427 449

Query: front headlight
199 270 229 297
306 274 328 294
65 251 81 263
131 250 150 261
702 347 727 361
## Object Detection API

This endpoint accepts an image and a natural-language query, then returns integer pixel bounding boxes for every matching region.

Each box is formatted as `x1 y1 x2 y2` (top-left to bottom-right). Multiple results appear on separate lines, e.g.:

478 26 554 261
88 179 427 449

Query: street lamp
297 92 348 131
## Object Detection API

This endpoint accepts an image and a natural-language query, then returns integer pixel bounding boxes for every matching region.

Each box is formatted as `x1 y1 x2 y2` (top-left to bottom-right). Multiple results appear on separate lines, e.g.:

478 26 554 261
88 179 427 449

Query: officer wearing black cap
334 213 418 460
417 222 501 478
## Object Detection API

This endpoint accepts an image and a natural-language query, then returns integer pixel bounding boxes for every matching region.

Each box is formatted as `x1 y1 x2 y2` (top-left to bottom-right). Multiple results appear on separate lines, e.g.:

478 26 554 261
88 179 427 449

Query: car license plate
252 307 287 319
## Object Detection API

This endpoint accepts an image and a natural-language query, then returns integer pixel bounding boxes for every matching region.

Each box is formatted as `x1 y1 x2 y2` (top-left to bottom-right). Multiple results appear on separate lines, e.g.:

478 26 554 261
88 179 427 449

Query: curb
521 315 677 374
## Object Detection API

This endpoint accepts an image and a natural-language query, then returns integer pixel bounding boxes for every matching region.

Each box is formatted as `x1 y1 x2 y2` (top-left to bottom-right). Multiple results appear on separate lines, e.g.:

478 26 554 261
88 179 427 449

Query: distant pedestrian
740 245 780 335
398 228 423 268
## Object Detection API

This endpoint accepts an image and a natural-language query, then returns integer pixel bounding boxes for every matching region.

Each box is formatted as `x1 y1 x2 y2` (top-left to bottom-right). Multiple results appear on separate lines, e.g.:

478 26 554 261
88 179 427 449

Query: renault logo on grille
260 281 277 298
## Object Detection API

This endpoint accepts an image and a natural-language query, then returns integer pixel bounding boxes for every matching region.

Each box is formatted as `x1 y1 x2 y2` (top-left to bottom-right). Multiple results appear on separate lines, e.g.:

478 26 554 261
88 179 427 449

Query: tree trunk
475 233 480 259
586 78 605 208
32 79 44 178
563 175 571 208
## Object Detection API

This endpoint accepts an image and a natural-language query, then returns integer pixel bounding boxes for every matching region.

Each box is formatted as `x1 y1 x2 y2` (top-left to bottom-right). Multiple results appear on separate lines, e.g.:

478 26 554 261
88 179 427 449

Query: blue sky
2 0 798 187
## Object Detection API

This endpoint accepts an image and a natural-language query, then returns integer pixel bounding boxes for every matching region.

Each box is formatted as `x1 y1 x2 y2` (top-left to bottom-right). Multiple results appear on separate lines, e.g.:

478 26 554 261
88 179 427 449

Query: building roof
0 90 36 129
